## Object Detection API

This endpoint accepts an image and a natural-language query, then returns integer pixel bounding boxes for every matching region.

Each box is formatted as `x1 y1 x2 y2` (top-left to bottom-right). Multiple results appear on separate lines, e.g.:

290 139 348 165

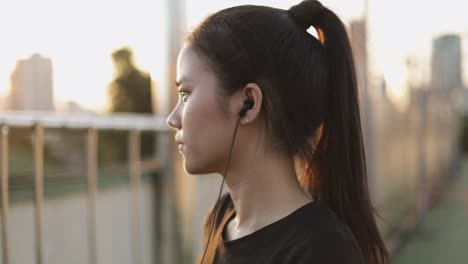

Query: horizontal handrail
0 111 170 131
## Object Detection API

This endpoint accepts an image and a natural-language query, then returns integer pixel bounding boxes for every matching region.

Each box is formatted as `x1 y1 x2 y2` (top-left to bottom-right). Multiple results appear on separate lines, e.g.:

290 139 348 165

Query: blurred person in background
102 47 156 164
167 0 388 263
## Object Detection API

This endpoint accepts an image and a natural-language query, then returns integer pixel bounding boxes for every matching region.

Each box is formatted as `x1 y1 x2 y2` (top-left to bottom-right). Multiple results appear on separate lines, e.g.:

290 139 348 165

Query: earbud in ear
239 99 254 117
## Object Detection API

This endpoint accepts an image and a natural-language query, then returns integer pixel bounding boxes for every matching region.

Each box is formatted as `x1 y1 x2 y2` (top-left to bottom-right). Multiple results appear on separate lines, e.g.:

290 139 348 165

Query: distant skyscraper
431 34 462 90
9 53 54 111
349 19 368 102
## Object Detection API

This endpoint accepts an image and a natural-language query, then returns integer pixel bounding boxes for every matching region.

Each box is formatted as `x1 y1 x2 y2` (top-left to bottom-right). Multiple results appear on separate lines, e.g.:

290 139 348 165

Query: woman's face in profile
167 44 234 174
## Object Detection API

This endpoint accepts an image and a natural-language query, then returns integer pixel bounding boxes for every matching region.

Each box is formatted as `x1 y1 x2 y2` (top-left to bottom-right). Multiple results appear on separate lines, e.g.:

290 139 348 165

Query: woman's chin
184 165 204 175
182 160 198 174
183 160 213 175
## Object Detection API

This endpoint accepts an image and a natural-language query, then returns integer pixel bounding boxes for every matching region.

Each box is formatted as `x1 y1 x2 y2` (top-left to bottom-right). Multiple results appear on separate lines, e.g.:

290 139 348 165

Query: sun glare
383 62 409 109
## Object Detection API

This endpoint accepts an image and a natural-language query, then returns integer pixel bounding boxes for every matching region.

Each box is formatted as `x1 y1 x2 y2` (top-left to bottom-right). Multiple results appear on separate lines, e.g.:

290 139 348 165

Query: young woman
166 0 388 263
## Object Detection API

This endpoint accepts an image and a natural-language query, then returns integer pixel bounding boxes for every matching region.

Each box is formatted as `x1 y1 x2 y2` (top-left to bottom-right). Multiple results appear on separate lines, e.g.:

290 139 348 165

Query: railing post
160 0 185 261
1 126 10 264
34 124 44 264
129 129 142 264
156 131 178 264
87 128 98 264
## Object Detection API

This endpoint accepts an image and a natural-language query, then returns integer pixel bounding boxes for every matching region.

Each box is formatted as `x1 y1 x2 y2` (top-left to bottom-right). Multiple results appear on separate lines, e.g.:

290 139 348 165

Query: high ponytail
289 1 388 263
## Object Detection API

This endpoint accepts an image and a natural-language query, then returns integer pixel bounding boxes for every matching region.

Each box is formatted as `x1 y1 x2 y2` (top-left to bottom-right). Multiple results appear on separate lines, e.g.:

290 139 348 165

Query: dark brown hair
187 0 388 263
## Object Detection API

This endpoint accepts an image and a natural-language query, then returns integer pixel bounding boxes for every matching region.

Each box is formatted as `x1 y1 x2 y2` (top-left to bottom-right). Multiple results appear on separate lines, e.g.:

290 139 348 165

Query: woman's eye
179 91 189 102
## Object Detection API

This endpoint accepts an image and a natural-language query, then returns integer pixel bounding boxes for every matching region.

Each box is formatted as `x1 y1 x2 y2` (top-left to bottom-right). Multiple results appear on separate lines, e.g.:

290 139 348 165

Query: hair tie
288 0 325 29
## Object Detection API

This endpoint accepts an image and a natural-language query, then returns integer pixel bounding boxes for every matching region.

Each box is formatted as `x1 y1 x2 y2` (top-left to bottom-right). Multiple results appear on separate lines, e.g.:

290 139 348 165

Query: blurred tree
101 47 156 165
108 47 153 113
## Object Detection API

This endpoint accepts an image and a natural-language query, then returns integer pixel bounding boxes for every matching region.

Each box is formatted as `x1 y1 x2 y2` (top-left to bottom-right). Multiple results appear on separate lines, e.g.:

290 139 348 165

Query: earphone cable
200 115 242 264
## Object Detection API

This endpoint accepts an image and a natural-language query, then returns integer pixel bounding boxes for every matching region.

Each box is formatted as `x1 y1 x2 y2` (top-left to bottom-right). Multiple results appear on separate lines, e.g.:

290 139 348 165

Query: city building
349 19 368 102
431 34 462 90
9 53 55 111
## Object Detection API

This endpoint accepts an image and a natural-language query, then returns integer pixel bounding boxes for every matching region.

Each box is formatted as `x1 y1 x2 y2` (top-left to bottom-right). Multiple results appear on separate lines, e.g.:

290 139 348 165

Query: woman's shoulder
282 228 366 264
282 200 366 263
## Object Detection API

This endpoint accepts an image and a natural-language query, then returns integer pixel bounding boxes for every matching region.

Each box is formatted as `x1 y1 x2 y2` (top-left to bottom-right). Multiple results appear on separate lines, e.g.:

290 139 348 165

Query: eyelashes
178 91 190 102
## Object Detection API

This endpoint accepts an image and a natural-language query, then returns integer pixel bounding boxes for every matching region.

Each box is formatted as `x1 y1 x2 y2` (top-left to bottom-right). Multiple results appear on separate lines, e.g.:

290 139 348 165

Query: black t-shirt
196 193 366 264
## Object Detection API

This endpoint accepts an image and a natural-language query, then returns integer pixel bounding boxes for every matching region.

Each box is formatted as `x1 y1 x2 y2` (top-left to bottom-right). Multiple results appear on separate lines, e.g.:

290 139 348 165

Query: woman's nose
166 108 181 130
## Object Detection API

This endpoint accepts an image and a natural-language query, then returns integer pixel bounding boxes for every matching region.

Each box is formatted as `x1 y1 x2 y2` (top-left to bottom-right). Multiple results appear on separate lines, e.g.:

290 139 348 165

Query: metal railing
0 111 171 264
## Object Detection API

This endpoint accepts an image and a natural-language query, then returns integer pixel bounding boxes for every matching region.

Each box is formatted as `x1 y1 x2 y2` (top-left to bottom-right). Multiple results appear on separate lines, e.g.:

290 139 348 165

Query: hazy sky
0 0 466 111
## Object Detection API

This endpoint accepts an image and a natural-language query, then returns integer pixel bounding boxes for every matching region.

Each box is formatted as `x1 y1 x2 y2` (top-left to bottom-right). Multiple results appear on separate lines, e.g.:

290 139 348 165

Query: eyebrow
175 77 192 87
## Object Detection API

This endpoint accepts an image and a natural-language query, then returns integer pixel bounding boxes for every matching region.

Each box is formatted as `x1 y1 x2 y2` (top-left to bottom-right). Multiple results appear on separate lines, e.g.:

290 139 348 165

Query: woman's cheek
183 90 223 144
181 101 198 142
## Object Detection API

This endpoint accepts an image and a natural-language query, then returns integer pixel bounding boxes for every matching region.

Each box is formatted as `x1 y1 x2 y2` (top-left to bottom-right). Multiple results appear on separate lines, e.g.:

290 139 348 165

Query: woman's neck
223 150 313 239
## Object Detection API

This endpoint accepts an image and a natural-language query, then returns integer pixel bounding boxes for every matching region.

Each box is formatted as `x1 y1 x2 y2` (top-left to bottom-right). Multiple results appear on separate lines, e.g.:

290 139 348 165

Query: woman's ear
240 83 262 125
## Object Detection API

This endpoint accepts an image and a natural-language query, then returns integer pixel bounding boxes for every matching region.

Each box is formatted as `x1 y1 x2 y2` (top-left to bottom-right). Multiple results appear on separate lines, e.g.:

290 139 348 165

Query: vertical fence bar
129 130 142 264
1 126 10 264
164 0 185 261
34 124 44 264
87 128 98 264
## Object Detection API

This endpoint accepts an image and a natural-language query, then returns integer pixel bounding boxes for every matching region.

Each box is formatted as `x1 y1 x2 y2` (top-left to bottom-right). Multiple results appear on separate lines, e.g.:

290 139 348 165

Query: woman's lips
178 143 184 152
